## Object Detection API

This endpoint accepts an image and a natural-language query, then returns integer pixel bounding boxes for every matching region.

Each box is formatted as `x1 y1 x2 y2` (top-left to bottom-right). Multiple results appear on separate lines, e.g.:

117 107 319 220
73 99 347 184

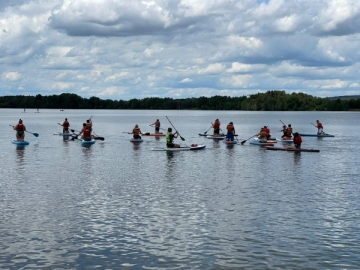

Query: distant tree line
0 91 359 111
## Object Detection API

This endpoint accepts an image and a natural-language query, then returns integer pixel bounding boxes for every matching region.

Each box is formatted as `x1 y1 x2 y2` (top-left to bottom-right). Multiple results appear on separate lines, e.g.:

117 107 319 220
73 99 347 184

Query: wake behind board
152 145 206 151
54 132 73 137
298 133 335 137
266 146 320 152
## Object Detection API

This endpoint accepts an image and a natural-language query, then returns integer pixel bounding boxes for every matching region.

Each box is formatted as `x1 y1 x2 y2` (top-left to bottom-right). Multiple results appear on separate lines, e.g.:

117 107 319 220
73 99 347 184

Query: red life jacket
83 128 91 139
17 123 25 131
317 122 323 129
63 121 69 128
294 136 302 144
213 122 220 129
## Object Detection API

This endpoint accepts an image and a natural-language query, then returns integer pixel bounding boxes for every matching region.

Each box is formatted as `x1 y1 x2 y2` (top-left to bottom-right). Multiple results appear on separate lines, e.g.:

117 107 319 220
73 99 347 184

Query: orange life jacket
133 127 140 135
286 127 293 136
227 124 234 133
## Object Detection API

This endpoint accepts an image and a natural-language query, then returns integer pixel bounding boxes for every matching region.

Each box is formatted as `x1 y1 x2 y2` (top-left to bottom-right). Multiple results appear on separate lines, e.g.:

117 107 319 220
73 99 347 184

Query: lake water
1 109 359 269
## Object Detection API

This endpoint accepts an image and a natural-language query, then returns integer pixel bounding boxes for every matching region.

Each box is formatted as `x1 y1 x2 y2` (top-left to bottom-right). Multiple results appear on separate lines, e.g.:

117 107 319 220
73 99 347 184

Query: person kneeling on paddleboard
226 122 235 141
132 124 143 139
293 132 302 149
78 123 91 141
166 128 180 148
258 127 267 142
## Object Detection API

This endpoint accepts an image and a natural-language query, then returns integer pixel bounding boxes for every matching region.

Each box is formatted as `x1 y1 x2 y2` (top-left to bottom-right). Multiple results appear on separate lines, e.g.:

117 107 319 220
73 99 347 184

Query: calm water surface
0 109 359 269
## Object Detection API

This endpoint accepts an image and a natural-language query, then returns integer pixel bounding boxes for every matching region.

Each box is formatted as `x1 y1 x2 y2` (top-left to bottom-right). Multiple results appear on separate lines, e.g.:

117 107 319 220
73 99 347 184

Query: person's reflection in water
15 146 26 173
166 151 174 162
293 152 301 166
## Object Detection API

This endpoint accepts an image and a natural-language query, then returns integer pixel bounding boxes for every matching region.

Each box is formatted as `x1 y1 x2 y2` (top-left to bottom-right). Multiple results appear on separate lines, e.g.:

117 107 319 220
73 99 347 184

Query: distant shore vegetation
1 91 360 111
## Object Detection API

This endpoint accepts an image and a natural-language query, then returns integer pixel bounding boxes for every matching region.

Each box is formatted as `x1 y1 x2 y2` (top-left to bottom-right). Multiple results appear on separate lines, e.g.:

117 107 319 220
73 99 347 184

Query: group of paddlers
57 118 93 141
128 118 325 149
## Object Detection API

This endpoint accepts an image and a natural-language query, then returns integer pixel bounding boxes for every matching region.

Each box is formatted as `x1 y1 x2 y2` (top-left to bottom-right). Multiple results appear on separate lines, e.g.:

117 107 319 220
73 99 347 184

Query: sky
1 0 360 100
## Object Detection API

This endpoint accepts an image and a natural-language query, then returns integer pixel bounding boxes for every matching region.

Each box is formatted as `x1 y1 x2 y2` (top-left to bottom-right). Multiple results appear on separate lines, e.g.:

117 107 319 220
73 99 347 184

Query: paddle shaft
241 133 259 145
10 125 38 137
204 123 213 134
166 116 185 141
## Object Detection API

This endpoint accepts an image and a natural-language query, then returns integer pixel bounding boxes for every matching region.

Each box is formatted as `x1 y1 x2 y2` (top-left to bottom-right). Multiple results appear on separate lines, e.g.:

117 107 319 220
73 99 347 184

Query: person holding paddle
132 124 143 139
13 119 26 141
59 118 70 133
315 120 324 134
86 118 93 135
293 132 302 149
78 123 92 141
166 127 180 148
212 119 221 136
225 122 236 141
150 119 161 134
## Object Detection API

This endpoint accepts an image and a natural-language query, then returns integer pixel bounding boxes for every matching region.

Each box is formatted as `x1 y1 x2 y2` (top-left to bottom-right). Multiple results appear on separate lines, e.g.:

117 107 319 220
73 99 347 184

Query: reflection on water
1 109 360 269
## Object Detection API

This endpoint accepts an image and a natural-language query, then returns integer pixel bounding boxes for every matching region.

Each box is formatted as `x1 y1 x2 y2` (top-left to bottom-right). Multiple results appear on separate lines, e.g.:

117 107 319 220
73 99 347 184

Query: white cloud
198 63 225 74
2 72 21 81
0 0 360 99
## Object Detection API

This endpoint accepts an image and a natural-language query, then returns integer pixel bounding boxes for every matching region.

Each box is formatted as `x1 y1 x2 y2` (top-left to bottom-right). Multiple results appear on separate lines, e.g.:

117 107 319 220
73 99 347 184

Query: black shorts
155 127 160 132
134 135 141 139
17 131 24 136
214 129 220 134
166 143 174 148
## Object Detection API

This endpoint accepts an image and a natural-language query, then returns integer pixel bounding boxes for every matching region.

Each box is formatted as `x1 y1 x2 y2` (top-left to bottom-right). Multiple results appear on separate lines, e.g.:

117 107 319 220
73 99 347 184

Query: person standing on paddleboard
132 124 143 139
60 118 70 133
225 122 236 141
86 119 92 135
13 119 26 141
166 127 180 148
213 119 221 136
151 119 161 134
293 132 302 149
315 120 324 134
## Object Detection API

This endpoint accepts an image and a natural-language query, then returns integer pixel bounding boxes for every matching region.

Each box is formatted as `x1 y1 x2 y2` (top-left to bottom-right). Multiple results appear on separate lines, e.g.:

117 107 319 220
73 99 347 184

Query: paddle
166 116 185 141
92 130 105 141
9 125 39 137
203 123 213 135
311 123 327 135
241 133 259 145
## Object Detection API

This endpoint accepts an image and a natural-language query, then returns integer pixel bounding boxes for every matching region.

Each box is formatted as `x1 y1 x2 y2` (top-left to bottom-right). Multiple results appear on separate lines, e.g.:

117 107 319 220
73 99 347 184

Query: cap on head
156 119 159 121
168 127 172 132
288 124 291 127
230 122 233 124
83 123 86 126
135 124 139 128
316 120 319 122
294 132 299 136
264 126 267 128
19 119 23 123
65 118 67 120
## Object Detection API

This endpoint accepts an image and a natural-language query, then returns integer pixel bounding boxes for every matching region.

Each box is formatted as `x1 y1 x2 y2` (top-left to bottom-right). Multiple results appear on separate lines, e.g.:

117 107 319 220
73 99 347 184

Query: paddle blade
33 133 39 137
95 137 105 141
180 136 185 141
241 140 246 145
